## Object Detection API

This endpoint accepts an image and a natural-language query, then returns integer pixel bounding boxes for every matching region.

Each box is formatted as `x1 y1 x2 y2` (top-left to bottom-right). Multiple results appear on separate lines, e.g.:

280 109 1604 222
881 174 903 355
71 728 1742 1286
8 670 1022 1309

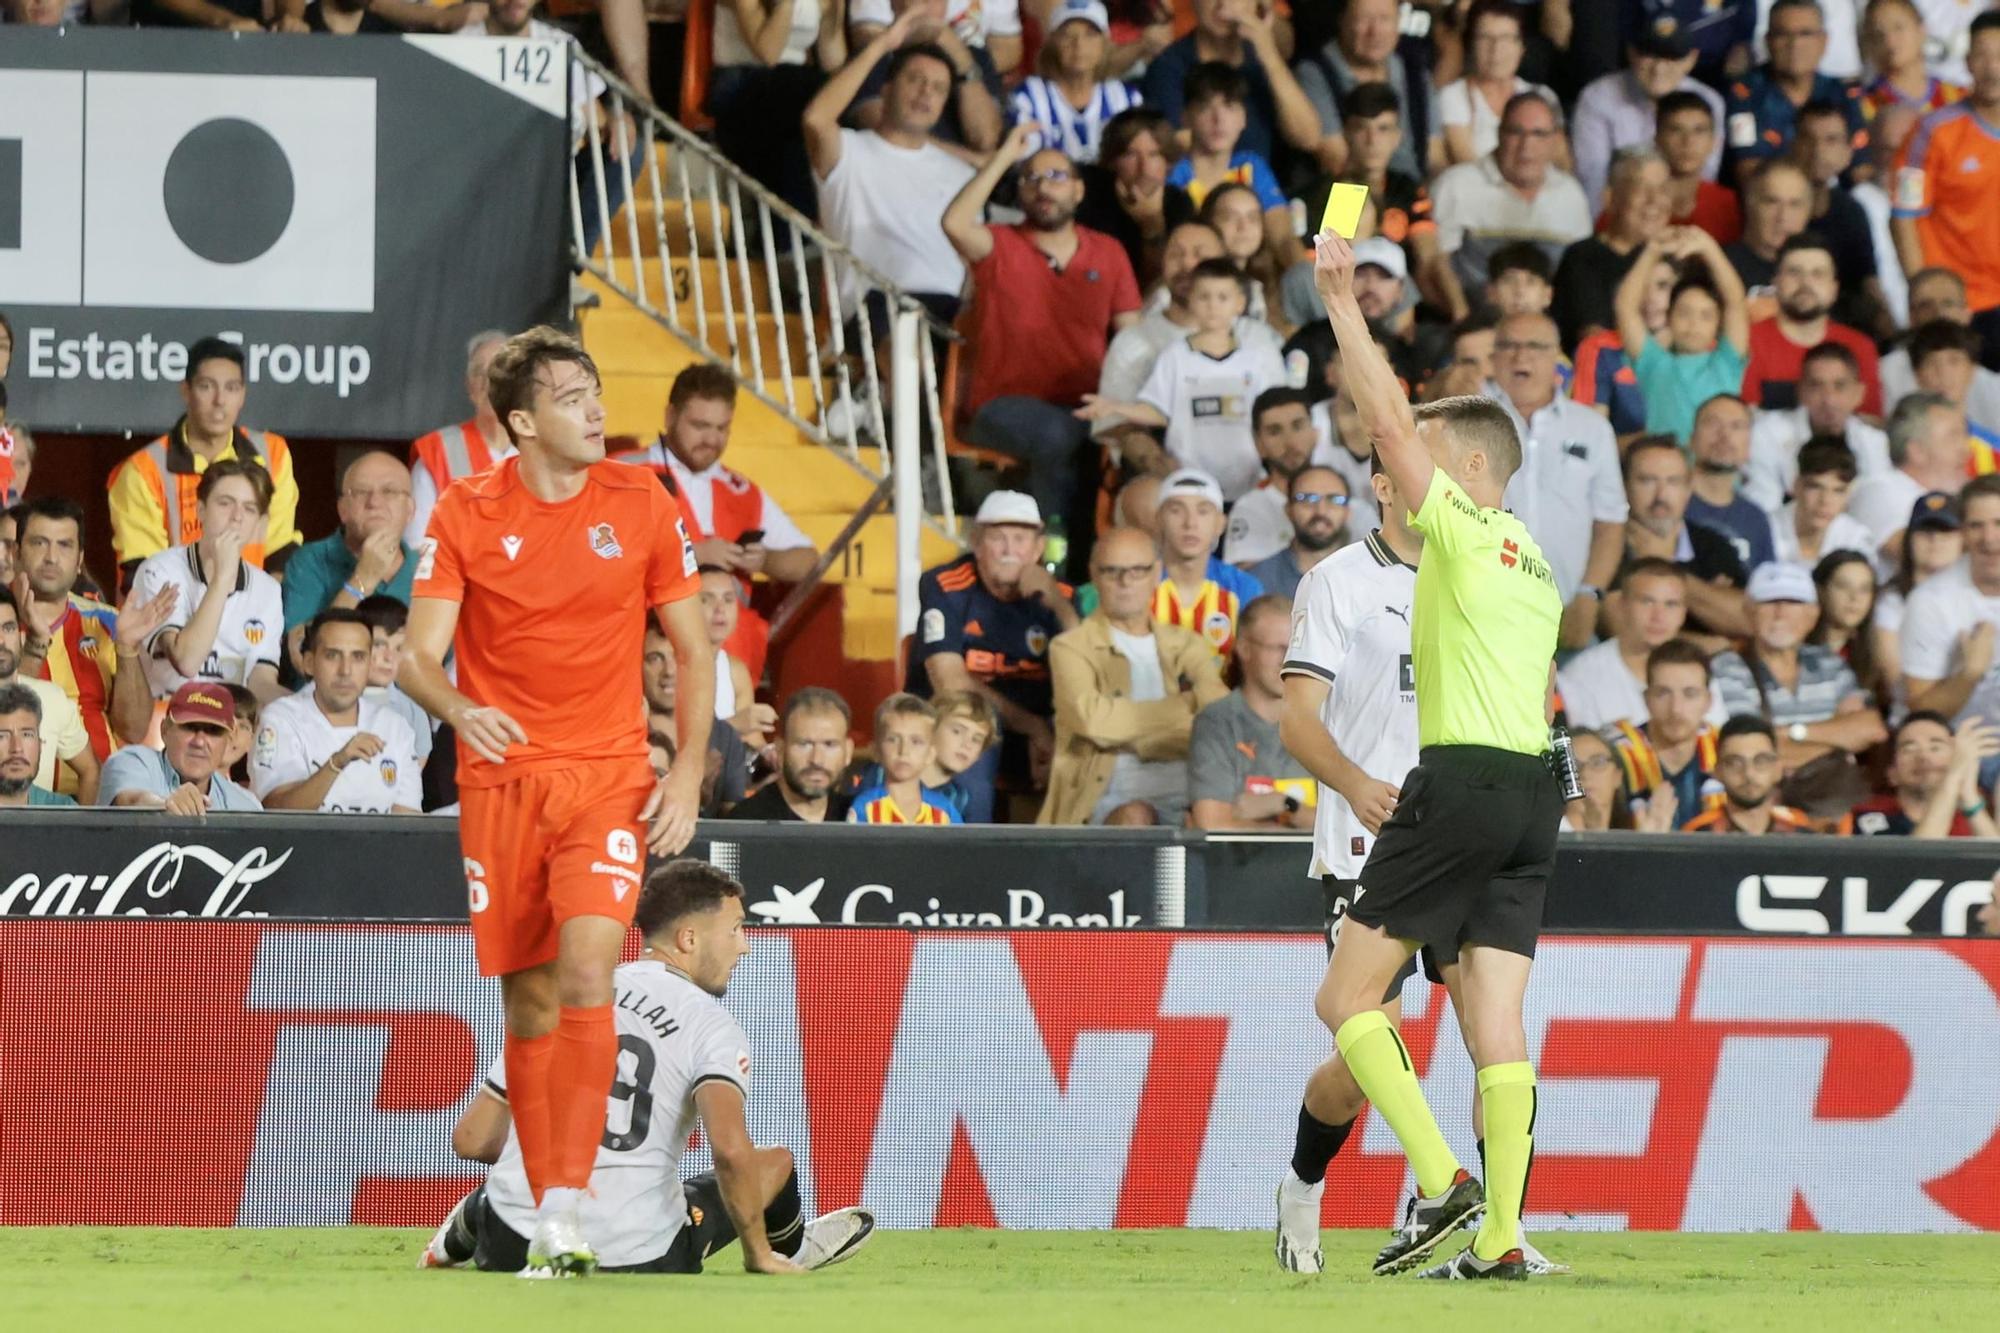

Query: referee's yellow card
1320 183 1369 239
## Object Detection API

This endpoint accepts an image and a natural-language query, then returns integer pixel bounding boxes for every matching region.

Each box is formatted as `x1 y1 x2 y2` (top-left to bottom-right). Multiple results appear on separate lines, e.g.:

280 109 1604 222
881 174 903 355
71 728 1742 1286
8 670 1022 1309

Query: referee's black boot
1373 1169 1485 1275
1416 1244 1529 1281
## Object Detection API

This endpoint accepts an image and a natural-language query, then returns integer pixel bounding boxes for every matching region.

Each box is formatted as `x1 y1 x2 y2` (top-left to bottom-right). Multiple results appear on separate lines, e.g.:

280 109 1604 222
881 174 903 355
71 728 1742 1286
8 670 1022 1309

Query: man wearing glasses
1429 93 1592 319
1681 715 1814 833
1488 311 1628 650
1247 466 1351 601
281 451 418 675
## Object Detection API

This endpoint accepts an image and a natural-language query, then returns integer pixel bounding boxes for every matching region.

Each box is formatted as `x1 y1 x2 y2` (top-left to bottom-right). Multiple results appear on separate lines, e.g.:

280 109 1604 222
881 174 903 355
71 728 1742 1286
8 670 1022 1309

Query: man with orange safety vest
405 330 516 549
613 364 821 680
106 337 302 584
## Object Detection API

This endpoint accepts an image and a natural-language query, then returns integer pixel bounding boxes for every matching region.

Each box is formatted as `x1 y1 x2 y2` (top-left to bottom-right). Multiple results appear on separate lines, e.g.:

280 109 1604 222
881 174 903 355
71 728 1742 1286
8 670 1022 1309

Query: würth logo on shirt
588 523 623 559
1500 539 1519 569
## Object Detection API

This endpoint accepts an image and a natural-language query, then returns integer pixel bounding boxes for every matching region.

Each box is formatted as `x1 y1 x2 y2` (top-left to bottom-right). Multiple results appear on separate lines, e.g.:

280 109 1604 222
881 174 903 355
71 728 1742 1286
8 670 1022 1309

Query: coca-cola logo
1 841 292 917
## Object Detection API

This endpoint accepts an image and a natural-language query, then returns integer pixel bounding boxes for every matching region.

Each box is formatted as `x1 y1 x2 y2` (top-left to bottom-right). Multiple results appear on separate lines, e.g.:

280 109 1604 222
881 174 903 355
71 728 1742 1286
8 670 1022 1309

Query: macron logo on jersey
501 535 522 561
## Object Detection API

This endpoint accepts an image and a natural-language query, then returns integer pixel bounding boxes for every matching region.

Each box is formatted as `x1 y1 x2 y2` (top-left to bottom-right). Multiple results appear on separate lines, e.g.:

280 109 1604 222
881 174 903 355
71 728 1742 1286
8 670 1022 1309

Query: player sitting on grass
422 859 874 1276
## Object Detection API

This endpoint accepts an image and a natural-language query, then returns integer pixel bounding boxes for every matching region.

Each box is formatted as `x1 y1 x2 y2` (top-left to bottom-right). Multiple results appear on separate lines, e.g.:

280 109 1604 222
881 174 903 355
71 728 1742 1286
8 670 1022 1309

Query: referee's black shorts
1323 876 1448 1003
1345 744 1562 962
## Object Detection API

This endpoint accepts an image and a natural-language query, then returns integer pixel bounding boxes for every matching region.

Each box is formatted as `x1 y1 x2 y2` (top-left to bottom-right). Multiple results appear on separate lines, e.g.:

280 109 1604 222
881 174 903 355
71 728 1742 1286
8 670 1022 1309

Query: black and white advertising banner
0 29 568 436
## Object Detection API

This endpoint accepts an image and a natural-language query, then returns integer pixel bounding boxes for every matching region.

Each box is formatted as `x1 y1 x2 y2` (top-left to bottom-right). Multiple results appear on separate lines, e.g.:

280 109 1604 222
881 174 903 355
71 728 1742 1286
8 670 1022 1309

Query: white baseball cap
1353 236 1408 281
1746 561 1816 605
1048 0 1111 33
1155 468 1226 514
973 490 1043 528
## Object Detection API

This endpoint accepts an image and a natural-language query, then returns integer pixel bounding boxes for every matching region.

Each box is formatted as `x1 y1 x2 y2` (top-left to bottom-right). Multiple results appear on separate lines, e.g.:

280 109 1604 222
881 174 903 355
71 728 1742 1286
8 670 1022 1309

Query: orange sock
504 1030 557 1206
547 1005 618 1191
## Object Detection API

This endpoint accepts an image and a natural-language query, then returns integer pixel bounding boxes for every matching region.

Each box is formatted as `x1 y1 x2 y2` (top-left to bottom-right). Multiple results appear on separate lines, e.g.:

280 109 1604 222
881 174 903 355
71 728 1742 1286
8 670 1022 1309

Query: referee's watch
1788 722 1809 743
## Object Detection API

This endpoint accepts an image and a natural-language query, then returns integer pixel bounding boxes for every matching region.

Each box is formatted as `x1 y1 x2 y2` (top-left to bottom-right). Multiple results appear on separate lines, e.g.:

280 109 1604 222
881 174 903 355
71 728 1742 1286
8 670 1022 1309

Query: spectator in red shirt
1655 90 1741 245
1742 232 1883 416
943 123 1143 569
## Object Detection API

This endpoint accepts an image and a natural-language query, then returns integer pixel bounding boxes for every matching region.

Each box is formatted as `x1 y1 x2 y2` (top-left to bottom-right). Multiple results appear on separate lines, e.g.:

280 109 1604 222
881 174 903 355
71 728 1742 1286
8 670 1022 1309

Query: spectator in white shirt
1900 474 2000 736
1849 391 1970 568
1436 0 1564 168
849 0 1022 78
1876 490 1964 681
1773 437 1876 566
1012 0 1142 164
1559 558 1722 730
354 593 433 763
1224 387 1344 566
1488 310 1627 647
130 459 285 707
1744 340 1890 513
250 609 421 814
1881 270 2000 433
710 0 848 219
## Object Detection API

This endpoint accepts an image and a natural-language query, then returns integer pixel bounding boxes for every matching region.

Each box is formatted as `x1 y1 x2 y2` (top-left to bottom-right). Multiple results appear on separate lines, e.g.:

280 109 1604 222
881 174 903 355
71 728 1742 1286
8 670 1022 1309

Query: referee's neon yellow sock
1333 1009 1460 1198
1470 1061 1536 1261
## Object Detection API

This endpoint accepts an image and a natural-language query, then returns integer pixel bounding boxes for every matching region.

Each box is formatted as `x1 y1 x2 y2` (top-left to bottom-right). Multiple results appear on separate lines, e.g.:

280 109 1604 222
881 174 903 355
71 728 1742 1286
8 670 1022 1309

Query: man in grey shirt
99 681 262 815
1189 596 1313 829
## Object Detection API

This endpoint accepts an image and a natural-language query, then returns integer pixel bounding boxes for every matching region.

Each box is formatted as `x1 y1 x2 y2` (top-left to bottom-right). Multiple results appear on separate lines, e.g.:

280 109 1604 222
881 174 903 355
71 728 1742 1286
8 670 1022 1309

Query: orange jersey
1894 104 2000 311
414 457 699 787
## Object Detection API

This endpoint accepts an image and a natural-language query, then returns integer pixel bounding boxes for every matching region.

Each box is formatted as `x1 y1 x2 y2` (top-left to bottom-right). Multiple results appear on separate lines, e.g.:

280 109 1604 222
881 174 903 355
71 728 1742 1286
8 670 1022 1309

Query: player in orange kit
400 326 713 1278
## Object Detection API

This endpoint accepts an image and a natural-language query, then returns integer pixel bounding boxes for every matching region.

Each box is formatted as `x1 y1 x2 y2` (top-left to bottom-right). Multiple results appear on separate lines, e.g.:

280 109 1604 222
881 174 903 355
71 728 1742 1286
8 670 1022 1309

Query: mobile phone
737 528 765 545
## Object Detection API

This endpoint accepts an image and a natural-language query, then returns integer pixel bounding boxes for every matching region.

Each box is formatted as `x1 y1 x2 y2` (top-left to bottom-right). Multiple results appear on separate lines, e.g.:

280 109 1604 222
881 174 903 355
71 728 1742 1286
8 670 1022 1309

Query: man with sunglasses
1247 466 1351 601
97 680 261 814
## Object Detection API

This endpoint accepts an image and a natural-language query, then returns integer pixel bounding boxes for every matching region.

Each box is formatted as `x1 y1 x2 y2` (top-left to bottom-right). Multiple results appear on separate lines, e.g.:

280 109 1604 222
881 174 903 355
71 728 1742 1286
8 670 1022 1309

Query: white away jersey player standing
248 688 423 813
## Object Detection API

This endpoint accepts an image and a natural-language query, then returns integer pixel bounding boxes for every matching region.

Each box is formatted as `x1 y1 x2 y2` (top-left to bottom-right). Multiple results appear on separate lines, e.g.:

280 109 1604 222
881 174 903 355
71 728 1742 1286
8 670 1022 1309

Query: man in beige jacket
1039 527 1229 826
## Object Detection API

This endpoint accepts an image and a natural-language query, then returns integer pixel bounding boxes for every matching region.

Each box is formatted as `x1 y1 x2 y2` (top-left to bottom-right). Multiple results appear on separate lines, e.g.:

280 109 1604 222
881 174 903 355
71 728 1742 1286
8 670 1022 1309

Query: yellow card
1320 183 1369 239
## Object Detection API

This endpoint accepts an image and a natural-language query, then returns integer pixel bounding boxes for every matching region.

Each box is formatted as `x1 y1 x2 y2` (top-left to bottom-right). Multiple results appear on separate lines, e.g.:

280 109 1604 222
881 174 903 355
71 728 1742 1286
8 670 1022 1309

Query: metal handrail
566 47 966 556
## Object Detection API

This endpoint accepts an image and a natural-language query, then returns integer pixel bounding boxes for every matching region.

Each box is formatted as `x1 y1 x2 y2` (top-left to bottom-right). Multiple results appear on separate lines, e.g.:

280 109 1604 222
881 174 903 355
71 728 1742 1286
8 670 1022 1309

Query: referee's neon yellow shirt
1408 469 1563 757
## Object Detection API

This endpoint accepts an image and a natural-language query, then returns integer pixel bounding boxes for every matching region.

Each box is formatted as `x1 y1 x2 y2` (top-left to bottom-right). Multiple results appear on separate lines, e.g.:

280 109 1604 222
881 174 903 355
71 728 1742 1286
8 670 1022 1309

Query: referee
1305 232 1564 1282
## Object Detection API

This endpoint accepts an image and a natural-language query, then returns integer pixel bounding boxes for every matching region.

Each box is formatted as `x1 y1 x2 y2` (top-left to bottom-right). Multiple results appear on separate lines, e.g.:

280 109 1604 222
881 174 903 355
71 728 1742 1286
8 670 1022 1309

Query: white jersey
1139 335 1289 502
484 959 752 1268
248 687 422 813
131 542 283 699
1283 532 1418 879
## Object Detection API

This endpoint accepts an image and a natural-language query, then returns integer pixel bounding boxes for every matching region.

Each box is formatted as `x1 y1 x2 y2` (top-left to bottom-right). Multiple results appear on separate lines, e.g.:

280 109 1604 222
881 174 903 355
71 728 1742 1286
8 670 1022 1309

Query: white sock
538 1186 585 1220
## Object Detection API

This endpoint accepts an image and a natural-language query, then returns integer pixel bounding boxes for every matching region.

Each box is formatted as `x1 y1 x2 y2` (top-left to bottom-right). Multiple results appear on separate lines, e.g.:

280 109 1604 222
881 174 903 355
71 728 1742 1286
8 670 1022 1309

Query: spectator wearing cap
1560 560 1722 731
804 22 981 325
0 683 76 809
1430 92 1592 320
1652 91 1743 244
1093 222 1284 480
1723 159 1813 303
1684 395 1777 572
1141 0 1324 169
1710 560 1887 776
1722 0 1867 188
1076 257 1280 504
1245 466 1349 602
127 459 286 707
1488 309 1627 647
910 491 1078 819
1842 710 2000 837
1293 0 1438 179
1743 341 1890 514
1619 436 1752 639
1551 149 1675 355
1741 233 1883 416
1681 715 1815 833
1875 489 1962 675
945 125 1142 551
99 681 262 814
249 609 422 814
1901 473 2000 736
1013 1 1142 165
1151 469 1262 659
1881 271 2000 432
1908 319 2000 451
614 364 820 681
1849 391 1972 565
1631 0 1756 98
1223 387 1345 567
107 336 302 580
1772 437 1874 567
1436 1 1564 170
1076 109 1200 289
1039 525 1227 827
282 450 418 675
1571 29 1725 215
1354 236 1451 392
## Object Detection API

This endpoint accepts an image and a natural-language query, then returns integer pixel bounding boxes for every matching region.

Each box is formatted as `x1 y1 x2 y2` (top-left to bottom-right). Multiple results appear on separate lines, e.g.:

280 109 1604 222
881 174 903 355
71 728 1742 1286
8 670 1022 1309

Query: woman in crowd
1875 492 1965 692
1010 0 1143 164
1199 182 1290 333
1811 551 1890 710
1563 728 1632 832
710 0 848 219
1436 0 1567 168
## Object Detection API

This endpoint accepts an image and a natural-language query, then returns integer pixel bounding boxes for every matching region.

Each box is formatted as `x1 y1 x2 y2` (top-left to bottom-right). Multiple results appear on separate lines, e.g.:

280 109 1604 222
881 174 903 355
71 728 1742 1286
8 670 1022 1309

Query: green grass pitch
14 1228 1997 1332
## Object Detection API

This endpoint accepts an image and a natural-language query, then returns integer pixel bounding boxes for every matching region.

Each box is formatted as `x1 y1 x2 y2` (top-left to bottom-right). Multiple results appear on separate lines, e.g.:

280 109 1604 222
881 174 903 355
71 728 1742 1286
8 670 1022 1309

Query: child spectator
848 692 961 825
353 593 433 763
1573 253 1676 437
1168 63 1294 260
1774 438 1875 567
1908 319 2000 453
1615 227 1751 444
1294 82 1444 315
1076 259 1287 501
1485 241 1555 318
923 689 998 822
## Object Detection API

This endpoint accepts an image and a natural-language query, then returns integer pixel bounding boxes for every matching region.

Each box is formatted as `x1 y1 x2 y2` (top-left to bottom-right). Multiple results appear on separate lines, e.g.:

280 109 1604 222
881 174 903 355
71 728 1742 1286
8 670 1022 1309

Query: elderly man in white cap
910 491 1080 819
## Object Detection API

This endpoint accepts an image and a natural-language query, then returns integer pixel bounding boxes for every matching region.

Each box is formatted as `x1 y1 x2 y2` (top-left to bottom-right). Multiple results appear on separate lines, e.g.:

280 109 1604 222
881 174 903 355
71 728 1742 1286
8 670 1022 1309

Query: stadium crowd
6 0 2000 853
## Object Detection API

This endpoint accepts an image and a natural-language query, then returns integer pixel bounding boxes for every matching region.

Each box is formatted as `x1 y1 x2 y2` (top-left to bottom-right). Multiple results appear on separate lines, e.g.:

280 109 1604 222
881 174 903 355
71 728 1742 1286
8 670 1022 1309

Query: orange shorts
457 761 655 977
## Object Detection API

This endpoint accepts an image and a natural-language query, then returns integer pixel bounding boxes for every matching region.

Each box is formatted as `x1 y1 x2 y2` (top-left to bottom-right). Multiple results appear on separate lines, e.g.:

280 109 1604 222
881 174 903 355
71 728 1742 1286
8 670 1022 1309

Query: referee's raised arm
1311 233 1430 505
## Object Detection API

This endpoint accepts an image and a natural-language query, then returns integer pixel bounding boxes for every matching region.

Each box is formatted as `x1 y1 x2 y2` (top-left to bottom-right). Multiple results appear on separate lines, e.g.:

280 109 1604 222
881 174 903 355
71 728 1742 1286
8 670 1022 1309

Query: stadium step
721 445 879 515
841 584 905 662
795 513 960 585
584 305 818 376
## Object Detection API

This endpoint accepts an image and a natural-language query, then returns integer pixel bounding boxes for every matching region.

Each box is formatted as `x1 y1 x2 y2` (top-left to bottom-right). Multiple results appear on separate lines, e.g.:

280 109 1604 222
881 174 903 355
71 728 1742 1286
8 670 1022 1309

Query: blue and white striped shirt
1011 78 1142 164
